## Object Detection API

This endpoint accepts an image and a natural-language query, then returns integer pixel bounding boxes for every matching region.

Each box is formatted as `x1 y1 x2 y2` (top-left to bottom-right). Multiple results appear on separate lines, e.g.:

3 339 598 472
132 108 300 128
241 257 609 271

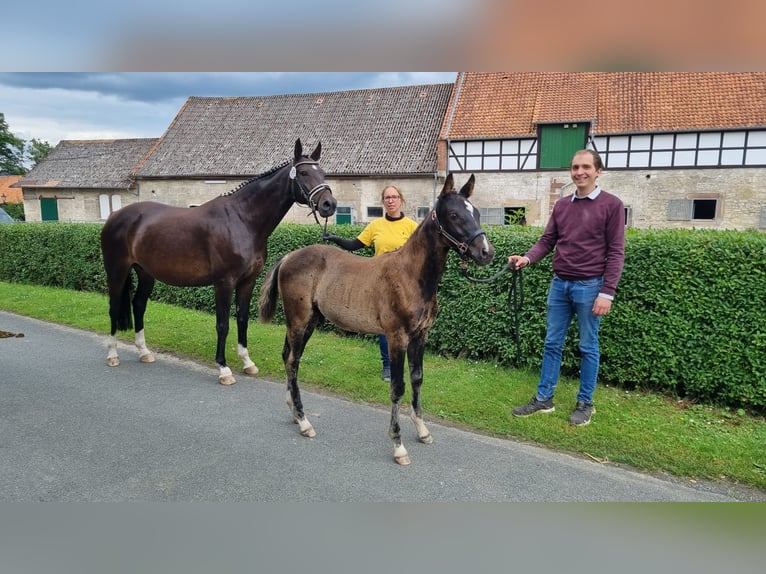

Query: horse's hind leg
132 267 156 364
105 264 132 367
234 280 259 377
408 340 433 445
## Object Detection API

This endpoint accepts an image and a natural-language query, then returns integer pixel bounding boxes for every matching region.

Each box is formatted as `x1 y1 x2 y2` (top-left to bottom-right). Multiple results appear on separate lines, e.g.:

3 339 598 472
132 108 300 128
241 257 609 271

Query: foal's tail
258 256 284 323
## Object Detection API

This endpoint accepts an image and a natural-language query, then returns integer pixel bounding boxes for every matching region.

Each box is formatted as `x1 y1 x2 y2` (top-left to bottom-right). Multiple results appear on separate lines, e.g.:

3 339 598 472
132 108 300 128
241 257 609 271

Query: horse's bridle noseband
290 160 332 216
430 208 486 259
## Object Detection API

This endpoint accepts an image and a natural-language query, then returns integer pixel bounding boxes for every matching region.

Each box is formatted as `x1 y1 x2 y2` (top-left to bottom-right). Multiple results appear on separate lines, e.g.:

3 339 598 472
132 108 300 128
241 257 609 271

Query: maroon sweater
525 188 626 297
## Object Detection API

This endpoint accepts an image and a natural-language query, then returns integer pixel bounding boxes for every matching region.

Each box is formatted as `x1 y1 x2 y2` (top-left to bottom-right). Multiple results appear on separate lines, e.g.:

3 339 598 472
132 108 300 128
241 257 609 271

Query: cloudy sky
0 73 457 147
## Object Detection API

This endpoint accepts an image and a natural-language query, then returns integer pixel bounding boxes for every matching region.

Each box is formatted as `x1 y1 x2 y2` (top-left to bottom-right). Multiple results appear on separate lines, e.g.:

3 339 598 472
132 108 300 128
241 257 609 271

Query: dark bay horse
101 139 336 385
258 173 494 465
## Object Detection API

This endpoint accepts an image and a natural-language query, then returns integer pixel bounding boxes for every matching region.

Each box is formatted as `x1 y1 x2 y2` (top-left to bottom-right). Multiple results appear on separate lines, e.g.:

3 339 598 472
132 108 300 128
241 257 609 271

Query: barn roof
441 72 766 139
14 139 158 189
134 83 454 178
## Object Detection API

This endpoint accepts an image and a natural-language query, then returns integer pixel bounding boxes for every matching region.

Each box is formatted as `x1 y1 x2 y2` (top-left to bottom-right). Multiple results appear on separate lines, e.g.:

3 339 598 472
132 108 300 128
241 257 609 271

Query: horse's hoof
219 374 237 386
106 357 120 367
243 364 259 376
395 454 411 466
301 427 317 438
139 354 155 364
418 433 433 445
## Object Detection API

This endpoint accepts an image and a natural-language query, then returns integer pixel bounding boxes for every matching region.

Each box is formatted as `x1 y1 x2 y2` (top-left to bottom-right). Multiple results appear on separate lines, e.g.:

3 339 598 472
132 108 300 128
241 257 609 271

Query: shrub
1 221 764 412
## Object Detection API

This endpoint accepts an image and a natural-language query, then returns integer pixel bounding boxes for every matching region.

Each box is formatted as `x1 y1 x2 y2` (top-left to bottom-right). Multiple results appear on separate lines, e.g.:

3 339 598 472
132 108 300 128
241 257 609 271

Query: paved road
1 310 760 502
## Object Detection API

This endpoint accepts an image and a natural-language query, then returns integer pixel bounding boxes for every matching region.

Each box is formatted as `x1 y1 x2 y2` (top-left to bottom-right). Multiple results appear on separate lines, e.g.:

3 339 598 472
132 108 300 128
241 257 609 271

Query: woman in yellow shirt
323 185 418 381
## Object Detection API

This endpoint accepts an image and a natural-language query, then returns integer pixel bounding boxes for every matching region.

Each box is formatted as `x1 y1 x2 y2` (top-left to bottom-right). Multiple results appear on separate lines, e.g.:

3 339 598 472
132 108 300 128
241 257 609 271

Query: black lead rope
460 260 524 365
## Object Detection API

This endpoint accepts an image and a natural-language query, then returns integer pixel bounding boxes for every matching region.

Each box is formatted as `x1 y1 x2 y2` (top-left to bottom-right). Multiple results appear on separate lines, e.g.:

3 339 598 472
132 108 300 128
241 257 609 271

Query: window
594 130 766 169
667 198 719 221
504 207 527 225
335 206 352 224
479 207 504 225
367 206 383 219
417 206 431 220
99 194 122 219
448 139 537 172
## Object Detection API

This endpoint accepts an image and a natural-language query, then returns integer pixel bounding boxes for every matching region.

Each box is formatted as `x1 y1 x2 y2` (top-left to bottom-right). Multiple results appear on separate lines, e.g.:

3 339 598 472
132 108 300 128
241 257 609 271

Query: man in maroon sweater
508 149 625 426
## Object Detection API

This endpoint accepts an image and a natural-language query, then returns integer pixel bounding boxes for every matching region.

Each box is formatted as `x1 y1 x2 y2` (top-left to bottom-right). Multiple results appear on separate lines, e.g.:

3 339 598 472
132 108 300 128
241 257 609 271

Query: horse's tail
114 271 134 331
258 256 284 323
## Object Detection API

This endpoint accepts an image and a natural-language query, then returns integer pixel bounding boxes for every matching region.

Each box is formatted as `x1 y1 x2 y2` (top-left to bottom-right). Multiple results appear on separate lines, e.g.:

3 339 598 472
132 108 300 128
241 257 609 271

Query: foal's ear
460 174 475 199
311 141 322 161
294 139 303 159
439 173 455 198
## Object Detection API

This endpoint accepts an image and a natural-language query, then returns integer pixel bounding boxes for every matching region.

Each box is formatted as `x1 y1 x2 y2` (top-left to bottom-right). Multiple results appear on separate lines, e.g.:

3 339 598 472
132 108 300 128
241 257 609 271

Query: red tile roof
441 72 766 139
0 176 23 203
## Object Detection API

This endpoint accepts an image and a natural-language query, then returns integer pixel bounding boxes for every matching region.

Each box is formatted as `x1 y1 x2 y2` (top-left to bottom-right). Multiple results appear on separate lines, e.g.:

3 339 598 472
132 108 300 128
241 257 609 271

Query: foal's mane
219 159 291 197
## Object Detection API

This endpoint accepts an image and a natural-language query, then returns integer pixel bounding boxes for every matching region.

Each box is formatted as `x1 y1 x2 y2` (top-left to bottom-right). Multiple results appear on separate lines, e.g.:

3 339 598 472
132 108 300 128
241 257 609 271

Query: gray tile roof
135 83 453 178
16 139 158 189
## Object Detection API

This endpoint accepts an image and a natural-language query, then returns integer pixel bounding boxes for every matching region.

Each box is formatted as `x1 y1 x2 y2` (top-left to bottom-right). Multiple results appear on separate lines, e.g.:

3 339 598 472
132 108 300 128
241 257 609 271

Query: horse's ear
460 174 475 199
311 141 322 161
294 139 303 160
439 173 455 199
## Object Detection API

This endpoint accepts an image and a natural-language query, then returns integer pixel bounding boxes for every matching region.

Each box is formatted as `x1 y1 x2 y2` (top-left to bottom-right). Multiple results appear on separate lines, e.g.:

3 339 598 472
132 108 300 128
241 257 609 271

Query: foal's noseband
430 207 486 258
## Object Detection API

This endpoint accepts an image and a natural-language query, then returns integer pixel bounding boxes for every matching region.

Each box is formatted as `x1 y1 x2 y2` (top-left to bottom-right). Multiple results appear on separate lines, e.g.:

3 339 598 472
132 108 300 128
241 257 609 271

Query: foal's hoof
418 433 433 445
139 353 155 364
395 454 412 466
243 364 260 376
298 419 316 438
106 357 120 367
219 374 237 386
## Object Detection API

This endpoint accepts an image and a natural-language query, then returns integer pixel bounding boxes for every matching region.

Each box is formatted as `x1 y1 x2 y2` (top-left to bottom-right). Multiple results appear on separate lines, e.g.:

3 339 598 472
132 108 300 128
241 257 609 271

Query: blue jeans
536 275 603 404
379 334 390 368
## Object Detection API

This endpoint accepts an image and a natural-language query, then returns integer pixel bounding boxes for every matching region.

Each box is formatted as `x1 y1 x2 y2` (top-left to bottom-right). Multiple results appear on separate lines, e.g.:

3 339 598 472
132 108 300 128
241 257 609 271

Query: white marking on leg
238 343 259 375
393 443 411 466
218 366 236 385
106 335 120 367
135 329 155 363
410 410 433 444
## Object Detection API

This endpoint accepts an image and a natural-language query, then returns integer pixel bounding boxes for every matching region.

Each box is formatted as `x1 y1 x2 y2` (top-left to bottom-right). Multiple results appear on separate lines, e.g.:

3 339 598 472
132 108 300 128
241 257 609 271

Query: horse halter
290 160 332 216
430 205 487 259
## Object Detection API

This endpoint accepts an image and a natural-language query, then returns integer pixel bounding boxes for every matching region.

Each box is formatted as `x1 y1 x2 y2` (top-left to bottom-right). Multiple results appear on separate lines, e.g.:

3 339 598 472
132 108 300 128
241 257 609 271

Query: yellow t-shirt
357 216 419 256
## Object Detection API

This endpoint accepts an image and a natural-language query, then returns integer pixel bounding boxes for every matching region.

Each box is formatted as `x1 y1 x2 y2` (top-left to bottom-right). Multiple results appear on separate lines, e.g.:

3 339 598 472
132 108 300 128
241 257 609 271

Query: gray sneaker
569 401 595 426
382 366 391 382
512 396 555 417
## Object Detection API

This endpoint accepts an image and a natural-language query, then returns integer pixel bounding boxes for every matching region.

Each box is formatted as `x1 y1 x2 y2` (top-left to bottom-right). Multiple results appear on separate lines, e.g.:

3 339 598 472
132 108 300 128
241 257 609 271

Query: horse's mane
220 159 291 197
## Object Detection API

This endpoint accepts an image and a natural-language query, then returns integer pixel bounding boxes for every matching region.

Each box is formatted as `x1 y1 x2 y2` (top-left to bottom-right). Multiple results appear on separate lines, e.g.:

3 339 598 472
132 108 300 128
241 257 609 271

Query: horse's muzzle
315 187 337 218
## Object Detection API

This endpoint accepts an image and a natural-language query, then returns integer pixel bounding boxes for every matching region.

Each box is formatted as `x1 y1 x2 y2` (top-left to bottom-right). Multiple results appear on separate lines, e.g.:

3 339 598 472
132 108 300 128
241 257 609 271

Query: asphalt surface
1 310 761 502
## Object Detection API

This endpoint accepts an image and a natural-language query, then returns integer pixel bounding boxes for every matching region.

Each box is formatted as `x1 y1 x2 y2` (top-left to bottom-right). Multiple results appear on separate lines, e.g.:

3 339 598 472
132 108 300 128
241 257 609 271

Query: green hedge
1 222 764 412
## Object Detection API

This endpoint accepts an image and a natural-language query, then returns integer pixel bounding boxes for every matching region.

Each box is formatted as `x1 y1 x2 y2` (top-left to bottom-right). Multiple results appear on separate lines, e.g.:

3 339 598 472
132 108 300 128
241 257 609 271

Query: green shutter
539 124 588 168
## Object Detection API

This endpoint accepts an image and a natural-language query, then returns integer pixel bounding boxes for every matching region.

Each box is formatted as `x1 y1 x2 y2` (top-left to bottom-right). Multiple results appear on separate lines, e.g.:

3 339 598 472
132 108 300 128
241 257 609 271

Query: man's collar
571 186 601 201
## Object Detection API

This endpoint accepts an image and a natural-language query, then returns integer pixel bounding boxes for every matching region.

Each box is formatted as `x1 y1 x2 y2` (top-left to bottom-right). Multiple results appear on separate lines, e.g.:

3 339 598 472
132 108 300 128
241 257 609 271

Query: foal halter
430 208 487 259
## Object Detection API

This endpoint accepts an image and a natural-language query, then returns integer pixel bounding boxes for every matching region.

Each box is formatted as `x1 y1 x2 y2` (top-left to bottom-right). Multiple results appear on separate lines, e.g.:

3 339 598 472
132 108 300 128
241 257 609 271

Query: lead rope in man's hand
459 260 524 365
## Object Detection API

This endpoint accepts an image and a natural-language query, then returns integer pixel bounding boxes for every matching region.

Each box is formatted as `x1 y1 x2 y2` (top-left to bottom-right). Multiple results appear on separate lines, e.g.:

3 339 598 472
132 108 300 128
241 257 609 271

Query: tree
0 112 26 175
26 138 53 168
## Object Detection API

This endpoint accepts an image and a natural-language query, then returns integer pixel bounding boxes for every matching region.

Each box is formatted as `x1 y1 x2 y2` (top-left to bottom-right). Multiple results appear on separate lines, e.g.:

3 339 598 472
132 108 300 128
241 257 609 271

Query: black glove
322 233 338 244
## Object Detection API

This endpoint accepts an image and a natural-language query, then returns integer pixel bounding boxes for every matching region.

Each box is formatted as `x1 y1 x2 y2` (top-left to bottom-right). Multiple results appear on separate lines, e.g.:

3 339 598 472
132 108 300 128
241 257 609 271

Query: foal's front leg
388 346 410 465
408 341 432 444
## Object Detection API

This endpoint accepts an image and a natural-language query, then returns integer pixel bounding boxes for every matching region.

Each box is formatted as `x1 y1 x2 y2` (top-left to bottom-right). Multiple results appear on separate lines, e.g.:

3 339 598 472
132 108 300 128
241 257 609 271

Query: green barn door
40 198 59 221
538 124 588 169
